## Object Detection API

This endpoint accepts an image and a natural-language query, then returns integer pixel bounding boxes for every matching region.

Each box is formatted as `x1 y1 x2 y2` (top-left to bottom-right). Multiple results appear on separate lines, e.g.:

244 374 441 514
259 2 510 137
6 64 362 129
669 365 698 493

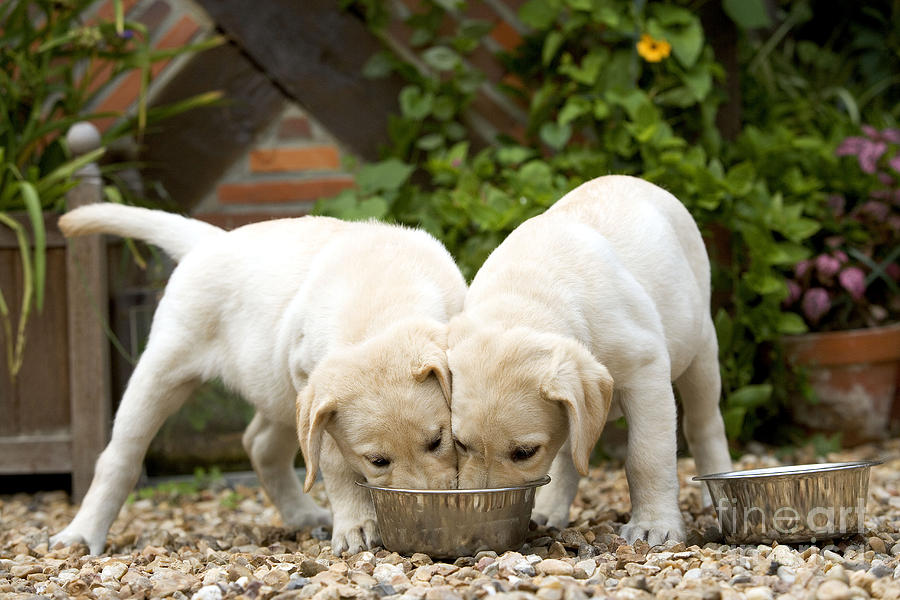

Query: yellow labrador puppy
51 205 464 555
448 175 731 545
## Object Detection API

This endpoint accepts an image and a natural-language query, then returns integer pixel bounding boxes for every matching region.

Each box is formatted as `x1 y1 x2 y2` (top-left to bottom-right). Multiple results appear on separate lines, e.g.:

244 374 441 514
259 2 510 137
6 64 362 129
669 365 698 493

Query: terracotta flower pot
782 322 900 445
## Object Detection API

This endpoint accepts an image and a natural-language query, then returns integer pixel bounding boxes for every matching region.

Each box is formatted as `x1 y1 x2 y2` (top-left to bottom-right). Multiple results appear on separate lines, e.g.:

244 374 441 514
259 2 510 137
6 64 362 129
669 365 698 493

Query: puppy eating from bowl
447 175 732 545
50 204 465 556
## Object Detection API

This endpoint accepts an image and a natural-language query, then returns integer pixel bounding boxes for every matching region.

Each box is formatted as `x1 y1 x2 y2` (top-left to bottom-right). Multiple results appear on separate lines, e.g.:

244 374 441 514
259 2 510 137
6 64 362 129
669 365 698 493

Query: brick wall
86 0 354 228
86 0 532 229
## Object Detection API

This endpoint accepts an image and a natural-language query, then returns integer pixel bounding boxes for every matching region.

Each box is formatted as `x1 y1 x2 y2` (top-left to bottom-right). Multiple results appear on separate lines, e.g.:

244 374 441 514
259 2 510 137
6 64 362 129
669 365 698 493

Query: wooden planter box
0 210 110 500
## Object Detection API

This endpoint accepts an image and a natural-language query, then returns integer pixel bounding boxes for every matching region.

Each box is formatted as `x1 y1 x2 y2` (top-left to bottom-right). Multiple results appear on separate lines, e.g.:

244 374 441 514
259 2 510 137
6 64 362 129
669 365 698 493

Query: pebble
537 558 574 577
2 442 900 600
868 536 886 553
816 579 851 600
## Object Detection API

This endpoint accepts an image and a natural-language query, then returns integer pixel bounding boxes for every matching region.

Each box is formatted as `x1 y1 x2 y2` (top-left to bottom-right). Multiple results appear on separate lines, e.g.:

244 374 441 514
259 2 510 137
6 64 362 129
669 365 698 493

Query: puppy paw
532 508 570 530
50 527 105 555
330 519 380 556
620 517 685 547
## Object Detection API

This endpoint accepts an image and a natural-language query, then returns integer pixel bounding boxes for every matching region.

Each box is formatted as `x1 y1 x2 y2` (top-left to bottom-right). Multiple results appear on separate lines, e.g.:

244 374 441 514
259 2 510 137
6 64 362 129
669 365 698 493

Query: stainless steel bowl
358 476 550 558
694 461 881 544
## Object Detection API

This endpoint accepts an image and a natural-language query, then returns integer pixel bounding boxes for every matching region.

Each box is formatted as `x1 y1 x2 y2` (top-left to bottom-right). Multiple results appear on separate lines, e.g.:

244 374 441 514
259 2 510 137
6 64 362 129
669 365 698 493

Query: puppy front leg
533 443 580 529
618 378 685 546
243 413 331 529
318 434 380 556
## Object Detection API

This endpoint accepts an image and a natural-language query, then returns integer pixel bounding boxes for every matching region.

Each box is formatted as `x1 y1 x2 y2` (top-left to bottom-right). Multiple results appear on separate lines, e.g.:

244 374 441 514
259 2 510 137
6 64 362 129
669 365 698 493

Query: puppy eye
454 439 467 453
427 436 442 452
511 446 538 462
367 455 391 467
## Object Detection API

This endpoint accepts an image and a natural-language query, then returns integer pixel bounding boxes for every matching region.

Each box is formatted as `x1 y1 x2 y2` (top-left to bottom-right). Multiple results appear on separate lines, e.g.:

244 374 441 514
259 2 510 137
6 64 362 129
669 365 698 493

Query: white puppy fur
50 204 465 555
447 175 732 545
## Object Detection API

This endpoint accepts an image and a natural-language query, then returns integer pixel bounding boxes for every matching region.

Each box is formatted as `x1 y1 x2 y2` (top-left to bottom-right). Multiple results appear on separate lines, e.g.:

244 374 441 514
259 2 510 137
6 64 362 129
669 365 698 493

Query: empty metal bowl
358 476 550 558
694 461 881 544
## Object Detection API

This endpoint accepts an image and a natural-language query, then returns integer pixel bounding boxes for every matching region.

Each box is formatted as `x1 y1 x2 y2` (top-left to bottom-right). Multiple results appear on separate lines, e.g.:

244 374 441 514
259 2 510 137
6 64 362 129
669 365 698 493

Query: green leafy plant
0 0 221 379
318 0 896 443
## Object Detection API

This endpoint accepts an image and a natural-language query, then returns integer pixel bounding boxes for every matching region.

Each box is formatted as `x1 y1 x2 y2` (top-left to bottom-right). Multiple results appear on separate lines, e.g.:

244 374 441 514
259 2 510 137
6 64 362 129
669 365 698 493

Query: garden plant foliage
316 0 899 443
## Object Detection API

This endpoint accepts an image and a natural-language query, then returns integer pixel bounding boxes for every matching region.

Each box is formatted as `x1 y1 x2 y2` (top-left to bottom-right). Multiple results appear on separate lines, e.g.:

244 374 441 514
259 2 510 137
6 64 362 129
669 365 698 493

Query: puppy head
447 323 613 488
296 318 456 491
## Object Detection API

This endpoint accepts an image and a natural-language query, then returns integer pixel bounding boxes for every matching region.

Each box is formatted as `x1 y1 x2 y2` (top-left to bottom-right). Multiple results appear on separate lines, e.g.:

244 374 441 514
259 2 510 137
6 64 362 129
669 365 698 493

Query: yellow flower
637 34 671 63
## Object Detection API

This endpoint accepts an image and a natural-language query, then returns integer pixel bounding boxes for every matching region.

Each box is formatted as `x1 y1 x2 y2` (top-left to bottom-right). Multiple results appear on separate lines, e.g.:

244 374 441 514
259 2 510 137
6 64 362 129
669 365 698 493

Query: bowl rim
692 460 882 481
356 475 551 494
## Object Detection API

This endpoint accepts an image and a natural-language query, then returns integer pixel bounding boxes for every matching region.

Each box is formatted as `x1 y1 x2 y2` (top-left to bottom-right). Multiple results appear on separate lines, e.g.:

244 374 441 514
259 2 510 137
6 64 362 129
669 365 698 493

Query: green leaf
542 30 564 66
776 312 808 335
728 384 773 409
651 4 695 26
416 133 444 150
399 86 434 120
565 0 593 11
722 405 747 440
423 46 461 71
356 159 415 194
722 0 772 29
362 52 394 79
539 122 572 150
519 0 560 29
558 96 591 125
18 182 45 311
497 146 535 165
649 18 703 68
681 65 712 102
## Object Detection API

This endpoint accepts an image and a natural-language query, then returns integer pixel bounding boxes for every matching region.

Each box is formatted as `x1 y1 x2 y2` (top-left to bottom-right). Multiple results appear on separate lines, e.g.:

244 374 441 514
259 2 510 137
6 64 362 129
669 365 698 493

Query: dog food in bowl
358 476 550 558
694 461 881 544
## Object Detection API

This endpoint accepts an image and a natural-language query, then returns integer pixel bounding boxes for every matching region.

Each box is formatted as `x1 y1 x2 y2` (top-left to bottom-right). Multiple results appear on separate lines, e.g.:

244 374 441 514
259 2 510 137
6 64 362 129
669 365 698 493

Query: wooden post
65 122 111 501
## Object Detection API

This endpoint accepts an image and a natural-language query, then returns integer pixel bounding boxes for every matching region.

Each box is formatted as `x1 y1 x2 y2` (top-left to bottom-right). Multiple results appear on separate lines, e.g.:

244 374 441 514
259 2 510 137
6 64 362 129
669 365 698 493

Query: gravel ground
2 440 898 600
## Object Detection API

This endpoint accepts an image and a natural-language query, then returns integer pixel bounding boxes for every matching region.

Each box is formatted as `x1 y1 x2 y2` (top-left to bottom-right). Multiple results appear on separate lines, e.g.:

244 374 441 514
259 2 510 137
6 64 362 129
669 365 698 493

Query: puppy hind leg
50 342 200 555
618 379 685 546
242 413 331 529
675 333 732 506
533 444 580 529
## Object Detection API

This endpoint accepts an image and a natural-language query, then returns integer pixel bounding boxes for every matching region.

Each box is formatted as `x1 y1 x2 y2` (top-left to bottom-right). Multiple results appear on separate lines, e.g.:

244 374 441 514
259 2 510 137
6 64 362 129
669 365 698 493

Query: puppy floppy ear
296 382 336 493
540 338 614 476
412 321 452 403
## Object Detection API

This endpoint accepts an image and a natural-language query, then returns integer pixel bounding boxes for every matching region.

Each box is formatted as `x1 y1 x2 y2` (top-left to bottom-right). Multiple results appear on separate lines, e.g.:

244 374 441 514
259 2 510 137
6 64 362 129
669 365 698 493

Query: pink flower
838 267 866 300
815 253 841 278
827 194 846 217
858 200 890 220
834 250 848 264
795 259 811 278
824 236 844 249
785 280 802 305
890 154 900 174
886 263 900 280
802 288 831 323
836 135 887 174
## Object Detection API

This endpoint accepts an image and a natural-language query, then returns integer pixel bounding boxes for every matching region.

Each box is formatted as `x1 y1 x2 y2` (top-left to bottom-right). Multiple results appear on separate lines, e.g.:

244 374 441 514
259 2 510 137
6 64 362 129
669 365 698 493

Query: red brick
249 146 341 173
136 0 172 33
491 20 522 50
150 16 201 77
218 178 356 205
277 116 312 140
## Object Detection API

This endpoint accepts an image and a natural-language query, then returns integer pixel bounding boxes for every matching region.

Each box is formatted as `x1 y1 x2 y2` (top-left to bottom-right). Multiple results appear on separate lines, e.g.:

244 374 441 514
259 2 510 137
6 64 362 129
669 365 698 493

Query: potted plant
0 0 220 380
781 125 900 444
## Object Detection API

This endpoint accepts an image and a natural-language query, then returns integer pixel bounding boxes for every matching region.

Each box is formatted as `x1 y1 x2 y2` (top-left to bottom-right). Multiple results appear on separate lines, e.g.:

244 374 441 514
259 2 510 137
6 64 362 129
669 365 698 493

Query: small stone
547 541 568 558
683 568 702 580
560 529 587 548
869 564 892 578
150 569 197 597
191 585 224 600
744 587 774 600
513 560 535 577
816 579 851 600
823 550 844 563
11 564 41 577
890 542 900 556
300 560 328 577
410 553 432 566
264 568 290 589
371 582 396 596
373 563 404 584
536 559 573 577
868 537 886 554
100 561 128 582
573 559 595 579
772 545 801 567
621 575 649 591
474 551 497 561
287 576 310 590
776 565 796 584
536 587 564 600
310 527 330 541
826 564 848 583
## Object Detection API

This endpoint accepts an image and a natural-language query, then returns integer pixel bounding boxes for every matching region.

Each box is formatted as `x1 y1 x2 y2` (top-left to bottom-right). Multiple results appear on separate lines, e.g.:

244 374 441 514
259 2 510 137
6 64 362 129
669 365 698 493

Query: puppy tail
59 203 224 261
